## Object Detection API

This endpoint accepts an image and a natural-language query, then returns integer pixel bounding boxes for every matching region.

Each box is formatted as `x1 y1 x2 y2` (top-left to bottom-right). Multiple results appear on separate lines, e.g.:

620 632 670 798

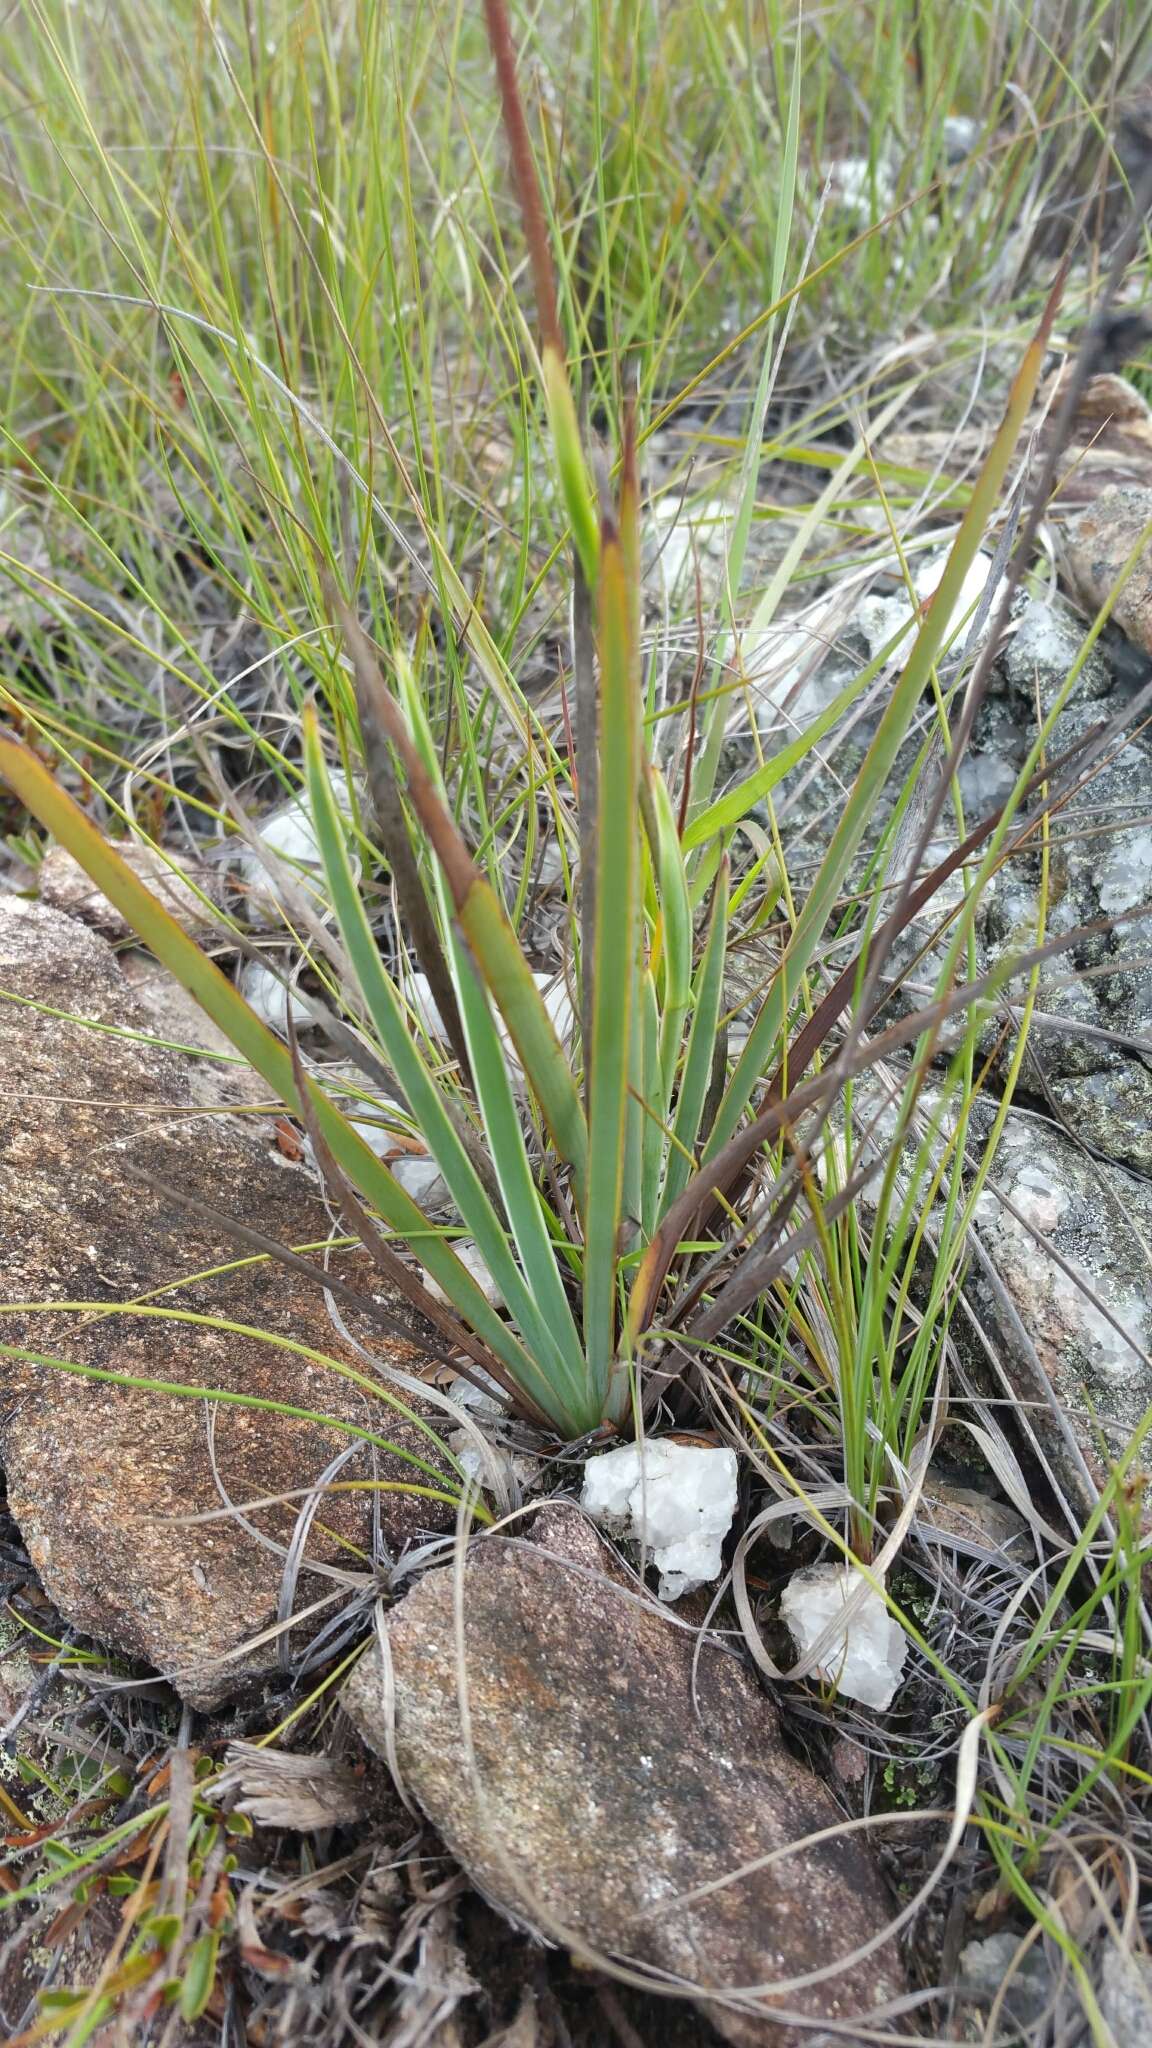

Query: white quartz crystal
581 1440 739 1601
253 770 354 869
404 971 575 1066
238 959 312 1033
779 1562 907 1710
856 550 993 672
424 1240 500 1308
231 770 357 917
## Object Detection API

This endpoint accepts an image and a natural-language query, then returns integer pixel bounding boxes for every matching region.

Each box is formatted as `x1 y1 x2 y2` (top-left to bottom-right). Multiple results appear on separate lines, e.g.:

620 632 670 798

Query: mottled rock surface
915 1477 1029 1558
970 1107 1152 1512
342 1508 906 2048
974 660 1152 1178
38 839 222 941
881 371 1152 513
116 950 270 1108
1097 1947 1152 2045
1064 484 1152 654
874 592 1152 1177
0 895 450 1708
956 1931 1054 2032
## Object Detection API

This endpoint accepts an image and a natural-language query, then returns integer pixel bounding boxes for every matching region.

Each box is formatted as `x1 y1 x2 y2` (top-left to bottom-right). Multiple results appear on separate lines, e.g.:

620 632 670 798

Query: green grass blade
651 859 730 1225
330 596 589 1195
0 731 297 1094
383 673 595 1418
0 731 544 1405
452 876 589 1200
0 1329 469 1507
689 20 803 817
643 763 692 1111
582 520 641 1417
706 280 1064 1155
638 968 663 1243
544 346 599 587
447 937 589 1389
384 662 590 1401
680 634 906 854
726 24 801 589
303 713 591 1429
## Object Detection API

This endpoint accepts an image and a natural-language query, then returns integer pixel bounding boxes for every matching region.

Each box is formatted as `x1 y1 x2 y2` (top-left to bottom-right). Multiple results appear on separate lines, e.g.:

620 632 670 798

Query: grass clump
0 0 1063 1444
3 0 1152 2040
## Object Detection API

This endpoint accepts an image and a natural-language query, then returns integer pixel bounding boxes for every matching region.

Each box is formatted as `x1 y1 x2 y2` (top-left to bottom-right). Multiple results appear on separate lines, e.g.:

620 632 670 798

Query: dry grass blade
118 1161 422 1352
324 581 477 904
3 7 1150 2036
641 905 1152 1365
632 668 1152 1333
323 588 588 1189
854 173 1152 1045
221 1744 367 1832
482 0 597 579
481 0 562 357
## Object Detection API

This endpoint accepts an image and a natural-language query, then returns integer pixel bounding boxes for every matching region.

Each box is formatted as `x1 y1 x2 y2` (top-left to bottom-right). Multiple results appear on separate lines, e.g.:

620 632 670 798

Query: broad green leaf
437 836 590 1203
179 1930 220 2021
449 938 588 1387
42 1990 115 2046
387 672 591 1408
639 969 662 1242
642 763 692 1110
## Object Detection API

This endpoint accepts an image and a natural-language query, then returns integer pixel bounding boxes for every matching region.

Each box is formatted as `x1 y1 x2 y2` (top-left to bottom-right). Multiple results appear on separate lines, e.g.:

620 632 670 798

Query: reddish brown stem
482 0 562 355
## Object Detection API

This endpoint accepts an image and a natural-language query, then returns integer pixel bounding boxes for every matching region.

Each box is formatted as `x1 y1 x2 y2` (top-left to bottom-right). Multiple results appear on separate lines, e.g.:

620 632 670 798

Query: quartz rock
779 1562 908 1711
581 1439 738 1600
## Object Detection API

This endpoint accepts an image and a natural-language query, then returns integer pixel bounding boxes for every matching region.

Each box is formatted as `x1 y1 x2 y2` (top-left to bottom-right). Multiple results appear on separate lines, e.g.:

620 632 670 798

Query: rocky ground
4 384 1152 2046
